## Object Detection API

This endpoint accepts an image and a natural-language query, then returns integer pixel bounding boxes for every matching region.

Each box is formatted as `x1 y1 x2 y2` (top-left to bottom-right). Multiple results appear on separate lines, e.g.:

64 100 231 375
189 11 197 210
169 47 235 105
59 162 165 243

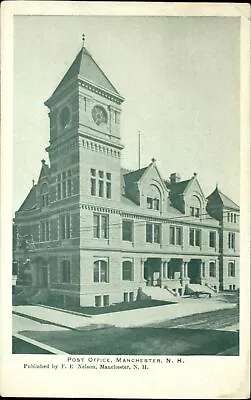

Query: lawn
18 326 239 355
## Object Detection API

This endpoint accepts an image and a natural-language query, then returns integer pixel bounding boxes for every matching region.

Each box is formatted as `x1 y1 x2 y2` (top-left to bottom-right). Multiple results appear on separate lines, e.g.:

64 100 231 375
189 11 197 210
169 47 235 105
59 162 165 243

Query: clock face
92 105 108 126
59 106 70 129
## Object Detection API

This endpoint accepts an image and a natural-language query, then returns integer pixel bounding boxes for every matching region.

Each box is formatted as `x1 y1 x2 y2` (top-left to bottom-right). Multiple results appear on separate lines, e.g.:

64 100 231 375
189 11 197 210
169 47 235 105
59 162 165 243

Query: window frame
61 260 71 283
93 214 109 239
122 260 133 281
122 220 133 242
189 228 201 247
146 223 161 244
93 259 109 283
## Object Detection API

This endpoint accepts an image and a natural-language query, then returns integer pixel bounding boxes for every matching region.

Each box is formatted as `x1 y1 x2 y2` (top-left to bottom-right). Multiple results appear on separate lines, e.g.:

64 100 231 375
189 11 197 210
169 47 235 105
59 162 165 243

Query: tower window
90 169 112 199
93 214 108 239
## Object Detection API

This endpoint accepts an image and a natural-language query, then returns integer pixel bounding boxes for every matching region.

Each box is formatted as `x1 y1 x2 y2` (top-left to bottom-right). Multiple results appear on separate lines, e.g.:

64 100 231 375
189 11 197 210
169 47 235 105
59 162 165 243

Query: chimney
170 172 181 183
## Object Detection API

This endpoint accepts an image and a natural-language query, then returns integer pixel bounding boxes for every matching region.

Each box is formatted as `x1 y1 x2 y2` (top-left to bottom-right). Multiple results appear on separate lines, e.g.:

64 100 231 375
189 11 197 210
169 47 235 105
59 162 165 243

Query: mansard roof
46 46 121 103
207 187 239 211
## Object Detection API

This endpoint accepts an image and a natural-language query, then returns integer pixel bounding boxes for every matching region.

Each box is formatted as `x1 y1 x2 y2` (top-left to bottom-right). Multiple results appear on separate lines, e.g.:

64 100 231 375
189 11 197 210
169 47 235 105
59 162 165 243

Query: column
140 258 147 284
159 260 164 288
180 261 184 281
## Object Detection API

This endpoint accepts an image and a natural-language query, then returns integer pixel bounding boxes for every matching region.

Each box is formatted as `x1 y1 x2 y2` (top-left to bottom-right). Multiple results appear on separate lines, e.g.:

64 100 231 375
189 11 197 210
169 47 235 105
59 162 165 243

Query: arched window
122 260 133 281
40 183 49 207
146 184 161 211
93 260 108 283
228 262 235 277
209 262 216 277
190 195 201 218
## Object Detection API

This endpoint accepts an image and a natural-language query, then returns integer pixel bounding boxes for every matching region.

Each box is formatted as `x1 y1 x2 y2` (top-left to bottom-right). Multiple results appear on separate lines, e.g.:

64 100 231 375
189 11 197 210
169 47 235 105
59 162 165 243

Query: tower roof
207 186 239 210
45 45 123 105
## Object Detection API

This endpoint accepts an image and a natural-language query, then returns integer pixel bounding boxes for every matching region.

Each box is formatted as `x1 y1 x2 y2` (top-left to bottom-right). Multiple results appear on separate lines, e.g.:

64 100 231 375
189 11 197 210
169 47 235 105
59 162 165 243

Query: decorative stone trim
82 138 120 158
79 79 124 105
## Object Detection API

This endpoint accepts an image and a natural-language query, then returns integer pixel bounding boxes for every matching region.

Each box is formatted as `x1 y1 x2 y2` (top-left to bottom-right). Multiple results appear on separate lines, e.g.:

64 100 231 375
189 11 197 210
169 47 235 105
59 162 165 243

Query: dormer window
190 195 201 218
40 183 49 208
147 197 160 210
146 185 161 211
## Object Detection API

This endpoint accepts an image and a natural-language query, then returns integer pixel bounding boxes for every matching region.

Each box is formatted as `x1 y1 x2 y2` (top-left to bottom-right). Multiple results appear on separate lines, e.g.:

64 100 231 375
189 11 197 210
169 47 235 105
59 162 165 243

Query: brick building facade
13 40 240 307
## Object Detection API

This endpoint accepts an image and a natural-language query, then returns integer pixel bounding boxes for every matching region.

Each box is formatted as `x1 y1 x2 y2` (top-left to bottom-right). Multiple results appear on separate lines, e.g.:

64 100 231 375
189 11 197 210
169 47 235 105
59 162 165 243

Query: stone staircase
185 283 216 296
140 286 179 303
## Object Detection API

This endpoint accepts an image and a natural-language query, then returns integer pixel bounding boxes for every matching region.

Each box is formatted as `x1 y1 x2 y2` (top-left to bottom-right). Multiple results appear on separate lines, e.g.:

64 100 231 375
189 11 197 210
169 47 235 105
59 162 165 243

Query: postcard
1 2 250 398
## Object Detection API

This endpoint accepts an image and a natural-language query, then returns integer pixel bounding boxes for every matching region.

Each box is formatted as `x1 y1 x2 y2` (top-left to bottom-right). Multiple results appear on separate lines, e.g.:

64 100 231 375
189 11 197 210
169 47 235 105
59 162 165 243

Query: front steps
140 286 179 303
185 283 216 296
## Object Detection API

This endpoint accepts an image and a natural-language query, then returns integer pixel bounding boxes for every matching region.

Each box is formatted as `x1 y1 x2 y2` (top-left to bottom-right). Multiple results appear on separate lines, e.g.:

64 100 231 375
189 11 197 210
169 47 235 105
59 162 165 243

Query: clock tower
44 36 125 203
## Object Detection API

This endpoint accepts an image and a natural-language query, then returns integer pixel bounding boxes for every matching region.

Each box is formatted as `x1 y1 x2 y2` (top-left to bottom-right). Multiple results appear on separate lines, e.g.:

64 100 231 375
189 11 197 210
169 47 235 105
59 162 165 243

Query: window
233 214 237 223
40 221 50 242
209 262 216 277
228 232 235 249
209 231 216 248
106 173 111 199
93 214 108 239
67 170 72 196
57 170 72 200
40 183 49 207
91 169 96 196
147 197 160 210
190 207 199 217
60 215 71 239
95 295 102 307
103 295 109 306
190 195 201 218
228 262 235 277
124 292 129 302
122 220 133 241
122 260 133 281
91 169 111 199
146 223 161 243
189 228 201 246
93 260 108 283
169 226 182 245
129 292 134 302
61 260 71 283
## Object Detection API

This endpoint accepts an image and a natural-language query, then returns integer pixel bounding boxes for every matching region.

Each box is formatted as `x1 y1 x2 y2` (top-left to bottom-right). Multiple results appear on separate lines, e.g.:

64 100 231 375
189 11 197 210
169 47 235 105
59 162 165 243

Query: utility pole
138 131 141 170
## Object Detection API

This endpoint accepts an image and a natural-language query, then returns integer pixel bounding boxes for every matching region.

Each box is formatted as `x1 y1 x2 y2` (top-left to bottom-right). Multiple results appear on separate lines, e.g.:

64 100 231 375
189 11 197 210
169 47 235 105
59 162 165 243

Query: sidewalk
13 297 236 331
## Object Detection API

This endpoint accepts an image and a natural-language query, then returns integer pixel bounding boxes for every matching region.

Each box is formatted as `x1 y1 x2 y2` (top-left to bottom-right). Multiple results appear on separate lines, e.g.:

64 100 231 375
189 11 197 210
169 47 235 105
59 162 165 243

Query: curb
13 333 69 355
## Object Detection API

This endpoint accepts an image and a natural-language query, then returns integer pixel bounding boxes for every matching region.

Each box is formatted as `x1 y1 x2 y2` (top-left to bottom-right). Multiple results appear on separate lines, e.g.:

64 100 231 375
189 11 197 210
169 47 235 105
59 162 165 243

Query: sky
13 16 240 212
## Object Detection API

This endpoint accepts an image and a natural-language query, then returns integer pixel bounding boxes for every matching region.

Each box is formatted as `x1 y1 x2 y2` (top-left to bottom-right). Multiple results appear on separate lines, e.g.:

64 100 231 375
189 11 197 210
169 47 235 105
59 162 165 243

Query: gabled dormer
167 172 207 217
123 159 169 213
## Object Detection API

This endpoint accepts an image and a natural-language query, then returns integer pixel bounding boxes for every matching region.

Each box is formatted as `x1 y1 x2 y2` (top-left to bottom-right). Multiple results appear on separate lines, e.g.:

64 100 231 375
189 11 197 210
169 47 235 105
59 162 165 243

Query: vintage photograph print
12 15 241 357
